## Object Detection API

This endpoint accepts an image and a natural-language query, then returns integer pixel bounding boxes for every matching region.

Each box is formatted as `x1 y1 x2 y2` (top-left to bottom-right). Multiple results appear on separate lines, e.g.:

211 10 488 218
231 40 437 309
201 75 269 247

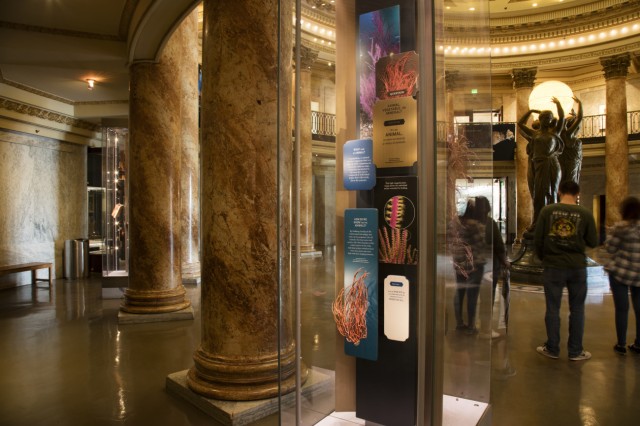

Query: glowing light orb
529 81 575 114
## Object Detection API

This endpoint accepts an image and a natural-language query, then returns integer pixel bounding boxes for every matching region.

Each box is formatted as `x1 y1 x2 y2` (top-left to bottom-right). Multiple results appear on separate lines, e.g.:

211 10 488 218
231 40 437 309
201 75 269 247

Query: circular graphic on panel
384 195 415 229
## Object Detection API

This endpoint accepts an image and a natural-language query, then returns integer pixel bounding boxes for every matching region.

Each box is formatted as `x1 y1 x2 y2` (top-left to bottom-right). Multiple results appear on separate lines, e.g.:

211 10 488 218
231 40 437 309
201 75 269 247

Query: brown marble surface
180 10 201 278
604 76 629 226
124 13 191 313
299 68 314 251
190 0 301 400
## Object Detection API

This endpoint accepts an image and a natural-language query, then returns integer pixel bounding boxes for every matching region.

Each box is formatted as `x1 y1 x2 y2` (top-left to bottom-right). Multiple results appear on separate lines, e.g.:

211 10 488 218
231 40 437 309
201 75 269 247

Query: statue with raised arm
560 96 584 186
517 97 566 232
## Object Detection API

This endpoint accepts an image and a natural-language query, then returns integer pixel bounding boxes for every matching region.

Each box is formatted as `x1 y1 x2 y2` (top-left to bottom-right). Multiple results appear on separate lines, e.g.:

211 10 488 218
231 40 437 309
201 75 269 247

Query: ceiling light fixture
87 79 95 90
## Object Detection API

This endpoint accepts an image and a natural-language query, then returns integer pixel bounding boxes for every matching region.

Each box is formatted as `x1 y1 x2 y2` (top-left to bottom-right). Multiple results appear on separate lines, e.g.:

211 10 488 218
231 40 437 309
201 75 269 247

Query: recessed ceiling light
469 7 475 11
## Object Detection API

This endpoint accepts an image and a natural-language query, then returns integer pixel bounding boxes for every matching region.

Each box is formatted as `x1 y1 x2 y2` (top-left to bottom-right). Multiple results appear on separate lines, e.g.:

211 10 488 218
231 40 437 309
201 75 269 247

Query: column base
121 285 191 314
185 345 307 401
167 367 333 426
118 305 195 324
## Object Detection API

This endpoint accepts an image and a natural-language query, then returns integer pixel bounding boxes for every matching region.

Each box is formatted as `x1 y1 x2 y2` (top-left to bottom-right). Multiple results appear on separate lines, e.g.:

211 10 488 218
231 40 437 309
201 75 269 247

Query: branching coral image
333 268 370 345
379 227 418 264
380 53 418 99
358 6 400 136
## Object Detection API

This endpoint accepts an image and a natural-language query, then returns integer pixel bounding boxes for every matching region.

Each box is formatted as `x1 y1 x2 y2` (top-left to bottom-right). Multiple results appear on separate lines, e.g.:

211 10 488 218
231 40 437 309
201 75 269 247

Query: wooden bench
0 262 53 290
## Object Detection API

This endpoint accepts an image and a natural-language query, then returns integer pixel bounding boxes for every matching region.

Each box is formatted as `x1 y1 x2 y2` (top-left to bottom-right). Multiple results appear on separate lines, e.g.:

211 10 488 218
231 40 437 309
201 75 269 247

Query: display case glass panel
102 128 129 278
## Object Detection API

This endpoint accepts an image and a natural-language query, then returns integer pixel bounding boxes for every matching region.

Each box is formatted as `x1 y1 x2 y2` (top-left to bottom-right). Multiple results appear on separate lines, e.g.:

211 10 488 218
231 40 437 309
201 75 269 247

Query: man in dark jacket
534 181 598 361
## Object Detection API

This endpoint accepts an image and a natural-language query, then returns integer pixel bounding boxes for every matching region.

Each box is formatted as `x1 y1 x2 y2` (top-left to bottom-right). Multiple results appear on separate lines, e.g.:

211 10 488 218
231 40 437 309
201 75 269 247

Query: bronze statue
560 96 584 186
517 97 565 232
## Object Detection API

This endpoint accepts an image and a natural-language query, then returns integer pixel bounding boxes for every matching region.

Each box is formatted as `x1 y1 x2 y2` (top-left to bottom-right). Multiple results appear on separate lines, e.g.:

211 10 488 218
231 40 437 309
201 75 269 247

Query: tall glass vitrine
102 127 129 279
276 1 494 424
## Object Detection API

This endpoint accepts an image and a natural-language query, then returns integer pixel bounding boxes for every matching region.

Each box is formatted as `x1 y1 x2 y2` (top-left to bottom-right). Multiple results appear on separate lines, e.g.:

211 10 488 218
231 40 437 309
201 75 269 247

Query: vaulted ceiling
0 0 638 122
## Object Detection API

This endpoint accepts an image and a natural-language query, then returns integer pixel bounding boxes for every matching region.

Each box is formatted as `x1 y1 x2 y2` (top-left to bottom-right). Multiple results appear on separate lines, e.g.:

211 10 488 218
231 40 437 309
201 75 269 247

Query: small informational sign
343 139 376 190
373 97 417 168
384 275 410 342
344 208 379 361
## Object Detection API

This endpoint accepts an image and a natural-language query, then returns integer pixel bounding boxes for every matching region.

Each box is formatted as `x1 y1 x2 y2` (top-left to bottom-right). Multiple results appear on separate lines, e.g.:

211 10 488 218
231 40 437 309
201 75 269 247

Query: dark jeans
542 267 587 357
609 275 640 347
454 266 485 329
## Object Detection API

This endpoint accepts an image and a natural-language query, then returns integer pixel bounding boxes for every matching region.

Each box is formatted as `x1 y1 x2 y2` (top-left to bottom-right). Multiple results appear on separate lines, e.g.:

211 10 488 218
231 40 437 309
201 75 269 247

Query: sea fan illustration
379 227 418 264
380 54 418 99
333 268 369 345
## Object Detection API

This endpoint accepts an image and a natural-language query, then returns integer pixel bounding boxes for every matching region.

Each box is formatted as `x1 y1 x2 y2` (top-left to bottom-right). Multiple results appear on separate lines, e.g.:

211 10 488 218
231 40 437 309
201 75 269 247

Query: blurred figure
451 198 487 334
605 196 640 355
474 196 509 339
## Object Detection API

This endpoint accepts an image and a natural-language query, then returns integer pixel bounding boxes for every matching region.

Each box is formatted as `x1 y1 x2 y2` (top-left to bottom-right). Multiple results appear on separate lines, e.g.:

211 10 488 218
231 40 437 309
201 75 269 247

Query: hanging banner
341 208 379 361
344 139 376 190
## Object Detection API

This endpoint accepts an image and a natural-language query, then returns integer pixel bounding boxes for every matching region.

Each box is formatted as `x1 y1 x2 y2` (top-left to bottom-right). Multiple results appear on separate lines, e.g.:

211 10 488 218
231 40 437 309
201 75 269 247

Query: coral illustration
380 54 418 99
384 196 406 229
359 8 400 135
379 227 418 264
333 268 370 346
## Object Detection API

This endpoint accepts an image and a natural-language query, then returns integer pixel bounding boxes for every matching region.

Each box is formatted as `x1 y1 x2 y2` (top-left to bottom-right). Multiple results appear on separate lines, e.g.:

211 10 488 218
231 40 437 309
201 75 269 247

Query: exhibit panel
279 0 494 424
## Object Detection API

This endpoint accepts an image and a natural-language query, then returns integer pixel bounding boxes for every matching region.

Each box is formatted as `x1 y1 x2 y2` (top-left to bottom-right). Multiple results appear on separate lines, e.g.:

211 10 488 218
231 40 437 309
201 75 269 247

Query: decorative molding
511 67 537 89
299 45 319 69
0 97 101 132
302 4 336 27
0 77 74 105
0 20 123 41
492 41 640 69
601 52 632 78
74 100 129 106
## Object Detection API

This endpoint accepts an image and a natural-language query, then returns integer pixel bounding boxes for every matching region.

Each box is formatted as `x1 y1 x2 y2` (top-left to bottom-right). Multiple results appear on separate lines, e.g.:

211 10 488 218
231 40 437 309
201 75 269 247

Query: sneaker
628 344 640 354
536 345 559 359
455 324 467 332
569 351 592 361
614 344 627 355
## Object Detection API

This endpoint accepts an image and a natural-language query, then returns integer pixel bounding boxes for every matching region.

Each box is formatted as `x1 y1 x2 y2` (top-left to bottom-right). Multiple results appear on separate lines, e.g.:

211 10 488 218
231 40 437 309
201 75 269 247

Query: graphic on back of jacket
549 210 582 247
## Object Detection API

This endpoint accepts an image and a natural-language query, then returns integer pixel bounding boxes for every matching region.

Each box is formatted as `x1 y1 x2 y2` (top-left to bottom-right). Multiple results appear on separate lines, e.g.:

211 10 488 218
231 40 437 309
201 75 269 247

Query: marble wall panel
0 129 86 287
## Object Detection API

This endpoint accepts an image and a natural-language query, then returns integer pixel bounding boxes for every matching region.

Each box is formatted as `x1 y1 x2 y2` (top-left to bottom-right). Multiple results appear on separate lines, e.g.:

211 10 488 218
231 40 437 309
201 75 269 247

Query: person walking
534 181 598 361
604 196 640 355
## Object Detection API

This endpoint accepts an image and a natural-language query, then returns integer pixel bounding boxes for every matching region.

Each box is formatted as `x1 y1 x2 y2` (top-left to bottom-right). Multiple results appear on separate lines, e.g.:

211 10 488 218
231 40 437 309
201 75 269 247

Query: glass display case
102 127 129 279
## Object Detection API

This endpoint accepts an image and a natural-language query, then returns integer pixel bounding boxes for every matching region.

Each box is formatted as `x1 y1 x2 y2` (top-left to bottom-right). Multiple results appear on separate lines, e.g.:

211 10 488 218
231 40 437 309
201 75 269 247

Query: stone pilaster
601 54 631 226
297 45 318 253
187 0 305 400
511 67 537 240
445 70 458 126
124 15 191 314
179 10 201 283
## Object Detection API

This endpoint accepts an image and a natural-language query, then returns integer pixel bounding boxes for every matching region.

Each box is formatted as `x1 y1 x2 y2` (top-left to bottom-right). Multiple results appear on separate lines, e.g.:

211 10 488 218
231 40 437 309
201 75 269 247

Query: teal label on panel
344 139 376 190
343 208 378 360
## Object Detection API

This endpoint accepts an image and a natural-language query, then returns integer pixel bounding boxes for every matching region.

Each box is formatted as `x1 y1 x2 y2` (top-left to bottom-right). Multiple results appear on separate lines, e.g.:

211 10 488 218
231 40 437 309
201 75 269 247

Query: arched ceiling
0 0 638 122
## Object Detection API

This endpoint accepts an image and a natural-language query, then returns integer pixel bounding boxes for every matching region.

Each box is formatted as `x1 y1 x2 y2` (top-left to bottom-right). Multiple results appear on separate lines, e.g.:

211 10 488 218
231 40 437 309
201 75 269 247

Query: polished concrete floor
1 249 639 425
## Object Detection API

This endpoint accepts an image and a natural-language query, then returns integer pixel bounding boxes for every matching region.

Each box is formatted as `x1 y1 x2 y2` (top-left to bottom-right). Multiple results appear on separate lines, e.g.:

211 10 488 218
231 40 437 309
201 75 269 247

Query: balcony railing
311 111 640 144
311 111 336 142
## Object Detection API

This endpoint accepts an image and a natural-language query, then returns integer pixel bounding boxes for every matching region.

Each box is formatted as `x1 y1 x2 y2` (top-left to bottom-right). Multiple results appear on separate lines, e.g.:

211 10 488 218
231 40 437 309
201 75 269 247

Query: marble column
179 10 201 284
296 45 319 253
511 67 537 240
123 15 191 314
601 53 631 227
187 0 305 400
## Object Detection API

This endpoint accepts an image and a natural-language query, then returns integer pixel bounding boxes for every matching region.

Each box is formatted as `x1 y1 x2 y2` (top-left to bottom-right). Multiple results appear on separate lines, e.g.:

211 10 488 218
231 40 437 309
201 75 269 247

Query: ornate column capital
445 70 459 92
511 67 537 89
600 53 631 80
293 44 319 71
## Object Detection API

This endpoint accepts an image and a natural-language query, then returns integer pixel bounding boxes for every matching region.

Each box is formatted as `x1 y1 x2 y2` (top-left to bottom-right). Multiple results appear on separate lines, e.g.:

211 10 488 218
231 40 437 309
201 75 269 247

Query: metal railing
311 111 336 141
310 111 640 143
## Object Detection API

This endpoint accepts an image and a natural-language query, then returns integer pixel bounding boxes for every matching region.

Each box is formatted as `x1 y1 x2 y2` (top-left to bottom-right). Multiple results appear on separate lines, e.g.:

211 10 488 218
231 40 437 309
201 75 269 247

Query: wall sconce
529 80 574 114
87 79 95 90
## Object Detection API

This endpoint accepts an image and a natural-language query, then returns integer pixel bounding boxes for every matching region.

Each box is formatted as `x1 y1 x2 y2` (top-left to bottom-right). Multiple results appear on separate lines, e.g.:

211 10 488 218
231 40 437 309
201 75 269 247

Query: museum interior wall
0 128 87 287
